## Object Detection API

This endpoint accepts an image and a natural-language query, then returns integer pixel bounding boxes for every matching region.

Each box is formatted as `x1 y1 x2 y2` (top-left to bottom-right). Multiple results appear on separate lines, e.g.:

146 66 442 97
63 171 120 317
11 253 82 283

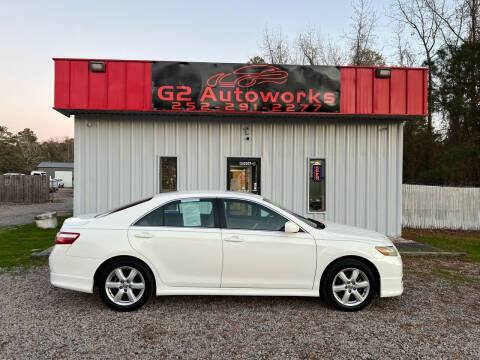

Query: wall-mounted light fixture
244 127 250 141
375 68 391 78
89 61 106 73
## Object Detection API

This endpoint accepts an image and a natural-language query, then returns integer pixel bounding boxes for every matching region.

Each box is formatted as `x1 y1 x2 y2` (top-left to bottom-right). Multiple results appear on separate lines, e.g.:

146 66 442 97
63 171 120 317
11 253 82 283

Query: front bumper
380 276 403 297
376 254 404 298
49 245 100 293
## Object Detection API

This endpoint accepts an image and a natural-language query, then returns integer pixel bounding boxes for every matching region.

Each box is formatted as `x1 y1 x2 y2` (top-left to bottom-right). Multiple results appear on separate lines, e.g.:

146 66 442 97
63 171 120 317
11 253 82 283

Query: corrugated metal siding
74 115 404 236
339 67 427 115
403 184 480 230
54 60 152 111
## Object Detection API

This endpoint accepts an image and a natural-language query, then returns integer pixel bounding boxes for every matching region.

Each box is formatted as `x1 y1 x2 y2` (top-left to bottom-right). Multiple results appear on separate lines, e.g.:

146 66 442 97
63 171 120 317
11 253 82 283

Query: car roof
153 190 263 201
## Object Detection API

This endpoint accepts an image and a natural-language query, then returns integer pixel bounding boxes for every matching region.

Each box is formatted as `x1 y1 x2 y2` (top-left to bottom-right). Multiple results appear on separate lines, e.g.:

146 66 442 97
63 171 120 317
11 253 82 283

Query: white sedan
49 191 403 311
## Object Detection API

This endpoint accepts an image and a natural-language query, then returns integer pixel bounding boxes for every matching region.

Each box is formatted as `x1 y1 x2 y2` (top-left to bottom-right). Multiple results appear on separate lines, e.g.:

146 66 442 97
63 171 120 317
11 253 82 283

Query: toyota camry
49 191 403 311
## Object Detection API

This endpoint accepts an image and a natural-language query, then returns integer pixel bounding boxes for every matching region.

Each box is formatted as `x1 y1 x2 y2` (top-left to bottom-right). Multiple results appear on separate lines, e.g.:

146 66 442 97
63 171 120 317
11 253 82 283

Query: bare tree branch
296 26 348 66
346 0 384 65
389 0 442 135
393 24 419 66
262 26 292 64
424 0 467 43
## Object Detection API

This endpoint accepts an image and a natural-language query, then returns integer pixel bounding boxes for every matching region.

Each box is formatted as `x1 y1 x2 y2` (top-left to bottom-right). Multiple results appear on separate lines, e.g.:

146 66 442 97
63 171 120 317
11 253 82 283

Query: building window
308 159 326 212
159 157 177 193
226 157 261 195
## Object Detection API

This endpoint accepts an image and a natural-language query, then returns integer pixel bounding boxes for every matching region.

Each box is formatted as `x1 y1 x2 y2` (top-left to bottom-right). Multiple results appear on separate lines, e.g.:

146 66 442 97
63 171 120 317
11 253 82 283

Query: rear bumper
49 245 99 293
50 272 93 293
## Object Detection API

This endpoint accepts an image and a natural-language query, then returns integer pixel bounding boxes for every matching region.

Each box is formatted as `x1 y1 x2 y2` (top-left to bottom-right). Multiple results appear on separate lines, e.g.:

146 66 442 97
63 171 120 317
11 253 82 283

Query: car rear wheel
99 259 153 311
321 259 376 311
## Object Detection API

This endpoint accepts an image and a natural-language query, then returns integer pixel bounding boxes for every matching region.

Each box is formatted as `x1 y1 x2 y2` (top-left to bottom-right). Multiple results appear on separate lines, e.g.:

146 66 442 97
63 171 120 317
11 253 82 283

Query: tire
321 259 377 312
98 259 153 311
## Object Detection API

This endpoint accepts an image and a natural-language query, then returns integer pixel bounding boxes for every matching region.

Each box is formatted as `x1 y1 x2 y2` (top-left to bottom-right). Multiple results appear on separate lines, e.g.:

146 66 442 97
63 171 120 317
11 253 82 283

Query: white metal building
54 59 428 236
73 115 403 235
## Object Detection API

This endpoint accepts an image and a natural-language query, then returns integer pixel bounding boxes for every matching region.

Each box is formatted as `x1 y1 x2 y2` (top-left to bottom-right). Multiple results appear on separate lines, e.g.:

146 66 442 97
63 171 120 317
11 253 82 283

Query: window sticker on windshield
181 198 200 203
180 202 201 226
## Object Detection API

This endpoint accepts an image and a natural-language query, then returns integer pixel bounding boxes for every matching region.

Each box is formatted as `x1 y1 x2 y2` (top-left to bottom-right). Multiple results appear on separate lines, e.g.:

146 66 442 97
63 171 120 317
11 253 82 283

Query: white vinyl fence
403 184 480 230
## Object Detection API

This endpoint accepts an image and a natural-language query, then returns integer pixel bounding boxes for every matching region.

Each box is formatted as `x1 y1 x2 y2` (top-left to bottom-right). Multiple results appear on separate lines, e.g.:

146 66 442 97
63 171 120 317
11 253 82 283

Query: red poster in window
313 164 322 182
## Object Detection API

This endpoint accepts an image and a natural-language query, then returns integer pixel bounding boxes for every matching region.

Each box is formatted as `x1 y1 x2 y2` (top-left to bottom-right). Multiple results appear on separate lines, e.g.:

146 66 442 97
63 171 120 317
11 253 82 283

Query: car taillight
56 232 80 244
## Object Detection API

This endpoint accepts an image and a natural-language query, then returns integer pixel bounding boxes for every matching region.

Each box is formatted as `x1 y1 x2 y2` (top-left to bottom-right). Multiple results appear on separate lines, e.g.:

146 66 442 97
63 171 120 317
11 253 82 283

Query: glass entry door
226 158 261 195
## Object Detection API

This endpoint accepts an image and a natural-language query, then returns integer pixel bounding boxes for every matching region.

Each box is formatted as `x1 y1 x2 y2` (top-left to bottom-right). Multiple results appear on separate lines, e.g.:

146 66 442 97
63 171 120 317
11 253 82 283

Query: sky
0 0 393 141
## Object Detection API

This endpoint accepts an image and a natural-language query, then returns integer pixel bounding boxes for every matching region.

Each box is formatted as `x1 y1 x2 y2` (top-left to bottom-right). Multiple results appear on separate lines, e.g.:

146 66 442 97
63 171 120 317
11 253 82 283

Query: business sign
151 62 340 113
313 164 322 182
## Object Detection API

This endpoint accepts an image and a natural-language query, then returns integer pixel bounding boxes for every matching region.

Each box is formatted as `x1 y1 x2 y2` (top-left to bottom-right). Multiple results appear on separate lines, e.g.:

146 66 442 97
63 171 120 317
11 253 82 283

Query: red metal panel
69 61 88 109
373 76 390 114
423 70 428 115
88 67 107 109
53 59 429 117
54 60 70 108
356 68 373 114
390 69 407 115
125 62 144 110
340 68 356 113
407 70 424 115
143 62 152 110
107 62 126 110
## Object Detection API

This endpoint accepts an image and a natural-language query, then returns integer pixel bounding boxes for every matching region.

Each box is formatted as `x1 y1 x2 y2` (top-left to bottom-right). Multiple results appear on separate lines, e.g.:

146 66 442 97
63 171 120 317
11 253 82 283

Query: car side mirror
284 221 300 233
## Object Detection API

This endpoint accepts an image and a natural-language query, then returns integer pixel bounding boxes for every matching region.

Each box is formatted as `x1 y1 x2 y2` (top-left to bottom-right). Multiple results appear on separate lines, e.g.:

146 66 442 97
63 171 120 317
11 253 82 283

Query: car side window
223 199 288 231
134 198 216 228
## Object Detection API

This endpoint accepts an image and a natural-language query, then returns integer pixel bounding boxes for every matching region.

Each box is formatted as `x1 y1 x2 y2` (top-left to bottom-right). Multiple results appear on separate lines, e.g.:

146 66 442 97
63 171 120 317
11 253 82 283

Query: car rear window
95 197 153 218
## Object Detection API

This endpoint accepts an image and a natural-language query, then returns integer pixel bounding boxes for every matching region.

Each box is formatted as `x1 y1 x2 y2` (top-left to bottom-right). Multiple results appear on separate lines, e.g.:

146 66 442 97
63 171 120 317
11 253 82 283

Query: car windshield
263 198 325 229
95 197 153 218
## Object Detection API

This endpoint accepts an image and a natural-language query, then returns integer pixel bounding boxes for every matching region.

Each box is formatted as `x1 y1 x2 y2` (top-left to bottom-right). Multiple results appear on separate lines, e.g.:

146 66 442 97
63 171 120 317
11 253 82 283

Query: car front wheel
99 259 153 311
321 259 376 311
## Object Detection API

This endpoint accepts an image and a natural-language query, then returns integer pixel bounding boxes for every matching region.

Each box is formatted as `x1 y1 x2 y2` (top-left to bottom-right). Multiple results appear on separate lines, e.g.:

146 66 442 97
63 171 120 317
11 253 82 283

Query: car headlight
375 246 398 256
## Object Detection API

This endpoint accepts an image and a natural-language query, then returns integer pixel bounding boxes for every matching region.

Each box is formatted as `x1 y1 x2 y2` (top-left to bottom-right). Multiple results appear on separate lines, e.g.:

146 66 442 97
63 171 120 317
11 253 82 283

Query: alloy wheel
105 266 146 306
331 267 370 307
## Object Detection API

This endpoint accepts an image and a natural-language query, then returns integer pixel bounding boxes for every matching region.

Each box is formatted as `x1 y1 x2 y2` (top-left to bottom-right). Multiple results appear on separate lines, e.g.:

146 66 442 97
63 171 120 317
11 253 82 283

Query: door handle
134 232 153 239
224 236 244 243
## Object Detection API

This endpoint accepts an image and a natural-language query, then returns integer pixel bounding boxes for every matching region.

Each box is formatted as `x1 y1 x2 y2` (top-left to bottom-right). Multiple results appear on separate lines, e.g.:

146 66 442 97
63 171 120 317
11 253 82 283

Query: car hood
313 222 393 246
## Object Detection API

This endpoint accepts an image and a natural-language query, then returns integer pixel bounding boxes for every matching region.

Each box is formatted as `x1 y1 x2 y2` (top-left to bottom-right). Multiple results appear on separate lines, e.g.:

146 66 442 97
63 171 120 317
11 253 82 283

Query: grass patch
403 228 480 261
0 215 71 269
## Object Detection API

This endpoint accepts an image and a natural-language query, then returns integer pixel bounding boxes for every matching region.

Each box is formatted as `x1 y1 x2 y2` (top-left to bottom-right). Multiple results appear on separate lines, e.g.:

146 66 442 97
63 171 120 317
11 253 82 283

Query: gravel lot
0 188 73 227
1 257 479 359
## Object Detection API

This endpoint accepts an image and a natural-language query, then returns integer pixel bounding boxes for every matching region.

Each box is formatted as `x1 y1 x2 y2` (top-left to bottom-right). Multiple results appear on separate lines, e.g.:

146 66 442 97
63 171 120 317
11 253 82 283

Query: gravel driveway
0 188 73 227
1 257 479 359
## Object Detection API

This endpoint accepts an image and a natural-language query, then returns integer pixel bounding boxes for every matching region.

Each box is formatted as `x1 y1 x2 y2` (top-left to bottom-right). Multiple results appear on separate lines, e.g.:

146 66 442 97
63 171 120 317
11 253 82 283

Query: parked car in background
29 171 58 192
50 191 403 312
55 178 64 188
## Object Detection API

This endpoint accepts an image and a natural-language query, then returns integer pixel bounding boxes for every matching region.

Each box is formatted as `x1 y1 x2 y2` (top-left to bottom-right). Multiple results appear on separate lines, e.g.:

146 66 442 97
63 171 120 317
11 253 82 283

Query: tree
354 48 386 66
247 56 266 64
390 0 443 136
0 126 75 174
261 26 293 64
434 41 480 143
41 137 74 162
0 126 22 174
347 0 385 65
425 0 479 44
403 117 443 184
296 26 348 66
13 128 41 174
393 24 419 67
